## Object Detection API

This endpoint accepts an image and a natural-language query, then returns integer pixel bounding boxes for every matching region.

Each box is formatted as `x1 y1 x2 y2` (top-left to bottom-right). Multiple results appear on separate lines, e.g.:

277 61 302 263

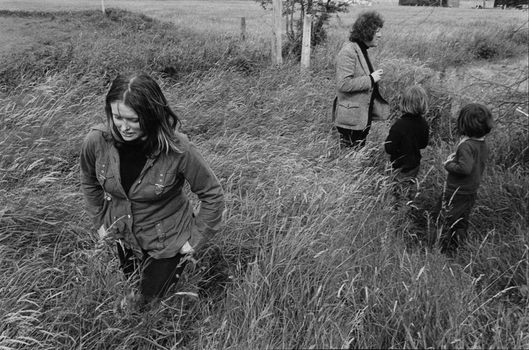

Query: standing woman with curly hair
80 73 225 310
333 10 389 149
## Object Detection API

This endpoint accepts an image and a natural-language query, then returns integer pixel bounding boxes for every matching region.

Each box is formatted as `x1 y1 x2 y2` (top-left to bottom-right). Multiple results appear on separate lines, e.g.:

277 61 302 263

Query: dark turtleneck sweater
355 40 379 126
117 140 148 195
356 40 375 74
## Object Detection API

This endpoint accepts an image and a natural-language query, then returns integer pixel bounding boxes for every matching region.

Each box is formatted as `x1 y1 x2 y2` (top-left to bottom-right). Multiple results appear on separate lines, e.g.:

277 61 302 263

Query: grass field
0 1 528 349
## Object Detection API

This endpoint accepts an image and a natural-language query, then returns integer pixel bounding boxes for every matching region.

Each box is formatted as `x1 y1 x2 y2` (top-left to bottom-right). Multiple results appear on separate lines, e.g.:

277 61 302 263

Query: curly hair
349 11 384 43
105 73 182 155
457 103 494 138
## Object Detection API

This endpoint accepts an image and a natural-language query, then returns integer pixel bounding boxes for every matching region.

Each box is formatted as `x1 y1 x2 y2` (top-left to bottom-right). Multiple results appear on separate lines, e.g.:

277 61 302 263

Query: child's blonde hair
400 85 429 116
457 103 493 138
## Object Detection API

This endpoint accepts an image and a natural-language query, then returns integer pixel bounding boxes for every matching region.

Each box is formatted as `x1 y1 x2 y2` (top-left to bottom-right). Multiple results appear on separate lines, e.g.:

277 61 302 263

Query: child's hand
444 153 455 165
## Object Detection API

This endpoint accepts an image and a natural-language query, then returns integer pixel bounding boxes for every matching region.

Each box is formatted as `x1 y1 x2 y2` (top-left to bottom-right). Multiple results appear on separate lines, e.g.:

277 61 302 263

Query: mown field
0 1 528 349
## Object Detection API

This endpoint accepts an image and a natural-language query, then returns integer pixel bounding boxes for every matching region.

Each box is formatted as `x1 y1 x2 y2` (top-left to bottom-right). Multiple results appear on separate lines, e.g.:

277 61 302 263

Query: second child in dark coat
385 85 430 205
433 103 493 254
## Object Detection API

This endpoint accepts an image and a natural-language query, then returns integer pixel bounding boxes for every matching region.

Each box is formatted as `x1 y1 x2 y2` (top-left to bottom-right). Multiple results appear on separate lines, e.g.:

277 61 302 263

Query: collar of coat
90 123 163 158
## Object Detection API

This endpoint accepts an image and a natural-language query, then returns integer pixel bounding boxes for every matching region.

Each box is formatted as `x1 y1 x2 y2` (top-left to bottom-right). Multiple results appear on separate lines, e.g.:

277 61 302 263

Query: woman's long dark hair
349 11 384 43
105 73 182 155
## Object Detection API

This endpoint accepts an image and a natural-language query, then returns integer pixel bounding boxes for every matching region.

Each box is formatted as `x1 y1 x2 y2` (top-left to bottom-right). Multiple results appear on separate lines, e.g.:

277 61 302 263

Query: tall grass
0 5 528 349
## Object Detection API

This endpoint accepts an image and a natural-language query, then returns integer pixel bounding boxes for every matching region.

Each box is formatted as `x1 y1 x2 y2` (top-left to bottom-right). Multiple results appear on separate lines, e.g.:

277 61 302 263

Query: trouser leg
336 126 371 149
116 243 188 302
437 193 476 253
140 253 188 300
392 166 420 209
116 241 140 280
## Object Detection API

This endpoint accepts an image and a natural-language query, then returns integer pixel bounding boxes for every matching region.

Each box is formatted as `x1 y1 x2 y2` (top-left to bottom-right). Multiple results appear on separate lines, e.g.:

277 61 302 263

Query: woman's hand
97 224 107 240
180 241 194 254
182 234 209 255
95 224 113 250
371 69 383 83
192 237 208 252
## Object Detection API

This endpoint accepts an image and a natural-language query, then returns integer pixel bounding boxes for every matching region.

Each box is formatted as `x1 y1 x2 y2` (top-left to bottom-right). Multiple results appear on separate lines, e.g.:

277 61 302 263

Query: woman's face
110 101 146 142
365 28 382 47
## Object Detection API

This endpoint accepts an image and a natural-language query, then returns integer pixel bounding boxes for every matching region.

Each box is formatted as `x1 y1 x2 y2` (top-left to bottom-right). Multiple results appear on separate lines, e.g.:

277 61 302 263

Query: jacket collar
351 41 371 76
91 123 162 158
402 113 420 119
91 123 113 141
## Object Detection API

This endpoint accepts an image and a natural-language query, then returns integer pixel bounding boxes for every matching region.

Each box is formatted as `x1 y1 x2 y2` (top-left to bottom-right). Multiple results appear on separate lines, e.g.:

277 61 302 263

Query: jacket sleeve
445 142 474 175
384 123 400 156
181 143 225 240
336 44 372 93
79 132 108 230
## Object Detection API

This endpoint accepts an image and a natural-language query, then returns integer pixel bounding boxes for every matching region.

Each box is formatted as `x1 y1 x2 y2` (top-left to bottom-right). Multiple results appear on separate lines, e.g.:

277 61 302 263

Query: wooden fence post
300 12 312 70
240 17 246 41
101 0 105 13
271 0 282 65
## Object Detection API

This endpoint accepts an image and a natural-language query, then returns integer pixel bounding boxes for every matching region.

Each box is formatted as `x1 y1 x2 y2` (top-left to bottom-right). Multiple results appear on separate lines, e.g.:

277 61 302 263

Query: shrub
258 0 349 60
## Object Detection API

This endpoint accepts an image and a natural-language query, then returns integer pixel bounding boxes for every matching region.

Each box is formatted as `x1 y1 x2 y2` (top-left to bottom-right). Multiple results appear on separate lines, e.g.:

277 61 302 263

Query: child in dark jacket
433 103 493 254
385 85 430 205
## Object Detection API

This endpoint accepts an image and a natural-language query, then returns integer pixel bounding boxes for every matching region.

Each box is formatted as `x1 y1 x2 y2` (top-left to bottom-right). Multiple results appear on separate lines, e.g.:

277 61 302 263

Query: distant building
398 0 450 6
341 0 375 4
493 0 528 7
459 0 500 7
398 0 526 6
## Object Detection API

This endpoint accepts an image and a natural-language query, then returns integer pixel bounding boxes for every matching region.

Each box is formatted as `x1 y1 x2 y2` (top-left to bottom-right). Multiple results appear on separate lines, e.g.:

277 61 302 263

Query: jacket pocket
136 214 190 252
336 101 361 127
95 159 116 193
148 171 178 196
136 220 168 251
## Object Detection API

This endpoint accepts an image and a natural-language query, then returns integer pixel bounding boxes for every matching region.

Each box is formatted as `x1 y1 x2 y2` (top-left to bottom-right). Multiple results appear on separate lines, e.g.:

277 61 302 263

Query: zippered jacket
80 124 224 259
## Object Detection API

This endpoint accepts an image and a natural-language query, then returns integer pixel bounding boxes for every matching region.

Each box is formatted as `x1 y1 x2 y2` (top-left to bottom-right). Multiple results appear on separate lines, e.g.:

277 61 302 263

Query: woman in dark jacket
334 10 389 149
80 73 225 310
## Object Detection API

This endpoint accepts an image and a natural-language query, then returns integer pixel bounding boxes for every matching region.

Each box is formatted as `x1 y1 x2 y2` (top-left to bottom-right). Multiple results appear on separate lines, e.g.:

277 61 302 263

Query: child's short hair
457 103 493 138
399 85 429 116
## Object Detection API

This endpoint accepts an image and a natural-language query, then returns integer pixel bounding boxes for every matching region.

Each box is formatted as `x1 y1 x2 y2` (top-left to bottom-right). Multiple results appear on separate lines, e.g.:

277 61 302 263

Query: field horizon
0 1 527 349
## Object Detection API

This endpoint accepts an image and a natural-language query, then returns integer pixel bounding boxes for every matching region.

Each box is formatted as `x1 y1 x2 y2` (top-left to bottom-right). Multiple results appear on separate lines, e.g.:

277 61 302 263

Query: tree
258 0 350 60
